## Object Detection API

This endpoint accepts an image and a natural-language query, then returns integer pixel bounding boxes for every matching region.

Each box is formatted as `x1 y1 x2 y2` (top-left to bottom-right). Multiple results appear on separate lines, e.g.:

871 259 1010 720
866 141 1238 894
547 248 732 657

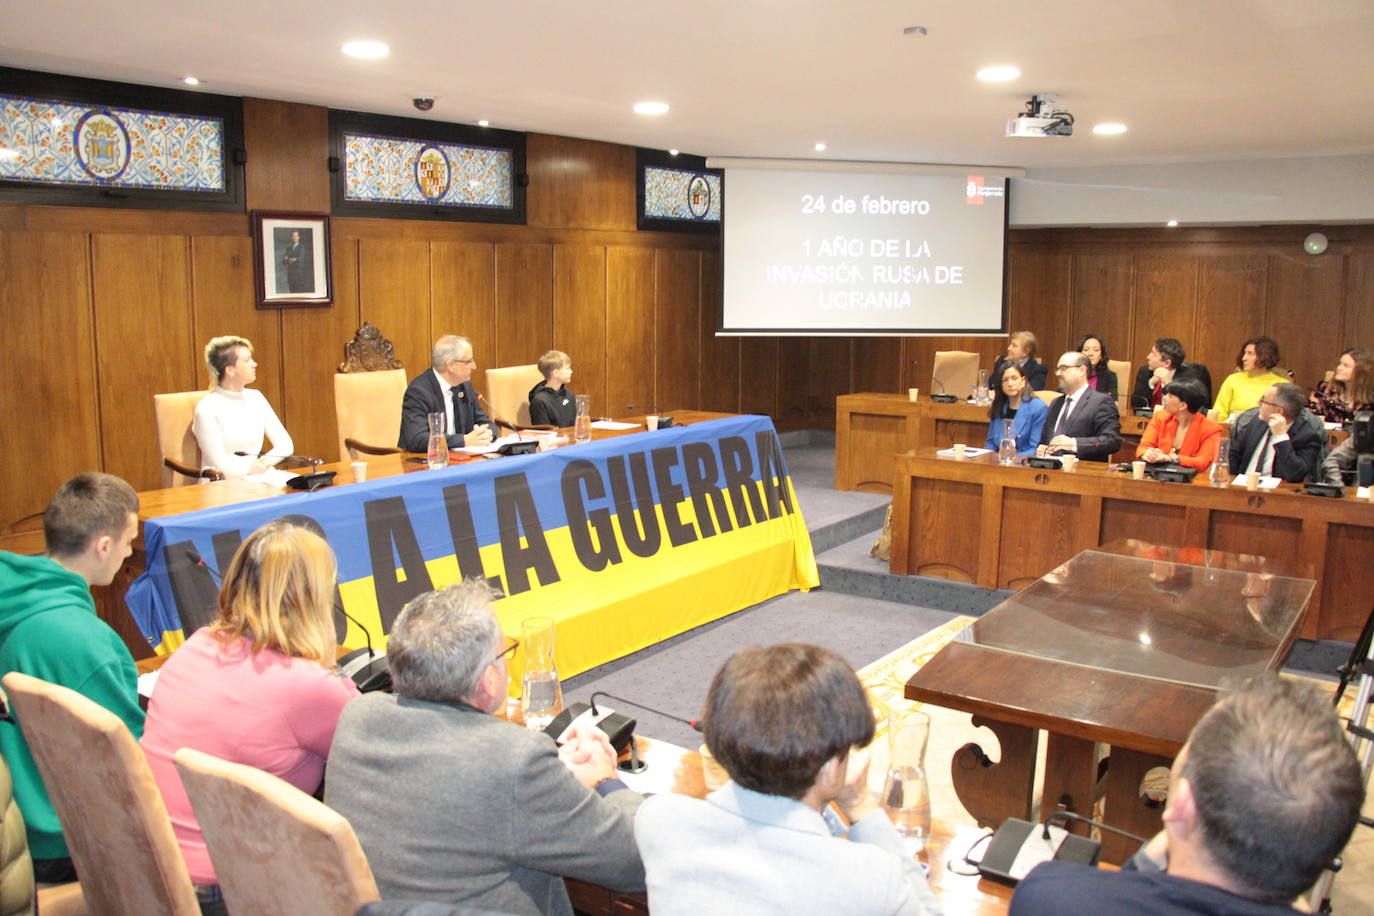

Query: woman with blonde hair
192 335 294 478
1307 347 1373 426
140 520 358 916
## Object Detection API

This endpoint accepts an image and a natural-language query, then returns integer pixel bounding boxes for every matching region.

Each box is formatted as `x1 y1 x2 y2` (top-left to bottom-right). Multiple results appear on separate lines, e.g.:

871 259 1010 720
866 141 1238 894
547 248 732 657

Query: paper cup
1246 471 1260 491
908 388 920 402
350 461 367 483
1131 460 1146 480
1061 454 1077 472
952 443 966 459
646 415 660 431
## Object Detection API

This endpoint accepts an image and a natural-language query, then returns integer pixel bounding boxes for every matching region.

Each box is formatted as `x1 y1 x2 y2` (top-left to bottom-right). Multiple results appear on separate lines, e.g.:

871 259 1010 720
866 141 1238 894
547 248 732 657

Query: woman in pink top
140 520 359 915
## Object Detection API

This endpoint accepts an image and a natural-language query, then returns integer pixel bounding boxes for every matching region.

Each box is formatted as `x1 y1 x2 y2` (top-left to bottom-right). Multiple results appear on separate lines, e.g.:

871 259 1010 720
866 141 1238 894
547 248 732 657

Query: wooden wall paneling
851 337 903 394
0 231 101 531
1264 252 1346 388
551 244 608 417
525 134 636 231
1006 250 1071 358
697 250 740 414
804 337 853 428
739 337 780 422
431 240 498 397
606 247 656 414
1130 256 1198 367
1192 255 1267 385
1345 253 1374 347
91 234 196 491
495 243 554 378
242 99 330 212
190 236 284 412
358 238 432 386
1069 255 1135 362
654 248 702 412
280 236 361 461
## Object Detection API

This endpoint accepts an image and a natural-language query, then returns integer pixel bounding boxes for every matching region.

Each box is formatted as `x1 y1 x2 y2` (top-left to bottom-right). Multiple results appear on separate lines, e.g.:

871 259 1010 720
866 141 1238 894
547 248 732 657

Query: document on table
1230 475 1281 490
591 420 640 430
936 447 992 458
244 469 297 487
455 435 522 456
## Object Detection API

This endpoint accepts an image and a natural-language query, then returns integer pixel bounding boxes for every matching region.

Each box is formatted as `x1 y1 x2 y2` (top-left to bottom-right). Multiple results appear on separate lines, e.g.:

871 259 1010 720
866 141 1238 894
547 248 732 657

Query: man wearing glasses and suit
398 335 494 452
1038 352 1123 462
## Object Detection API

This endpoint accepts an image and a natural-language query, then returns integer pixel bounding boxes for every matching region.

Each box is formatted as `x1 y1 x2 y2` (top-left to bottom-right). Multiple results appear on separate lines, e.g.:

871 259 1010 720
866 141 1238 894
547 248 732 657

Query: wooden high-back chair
153 391 225 488
334 322 406 460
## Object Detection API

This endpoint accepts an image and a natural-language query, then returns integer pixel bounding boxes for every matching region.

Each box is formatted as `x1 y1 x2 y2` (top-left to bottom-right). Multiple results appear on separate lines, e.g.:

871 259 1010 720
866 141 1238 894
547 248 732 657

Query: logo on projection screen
965 175 1005 205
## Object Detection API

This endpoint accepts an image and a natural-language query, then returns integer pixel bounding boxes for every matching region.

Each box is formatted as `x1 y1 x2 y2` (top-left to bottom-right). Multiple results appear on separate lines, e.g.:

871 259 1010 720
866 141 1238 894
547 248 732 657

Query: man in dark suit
1227 382 1323 482
1130 337 1213 409
1038 352 1122 461
398 335 493 452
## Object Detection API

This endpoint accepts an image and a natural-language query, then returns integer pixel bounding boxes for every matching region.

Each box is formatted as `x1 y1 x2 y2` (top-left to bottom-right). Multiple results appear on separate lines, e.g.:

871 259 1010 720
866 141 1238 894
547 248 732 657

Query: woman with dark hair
141 521 359 915
982 362 1048 456
1078 333 1118 402
1136 377 1224 470
1307 347 1373 426
1212 336 1287 422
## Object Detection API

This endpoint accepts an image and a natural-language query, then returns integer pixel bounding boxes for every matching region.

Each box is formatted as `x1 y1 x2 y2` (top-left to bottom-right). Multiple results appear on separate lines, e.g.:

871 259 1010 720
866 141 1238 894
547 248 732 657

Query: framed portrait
252 210 333 308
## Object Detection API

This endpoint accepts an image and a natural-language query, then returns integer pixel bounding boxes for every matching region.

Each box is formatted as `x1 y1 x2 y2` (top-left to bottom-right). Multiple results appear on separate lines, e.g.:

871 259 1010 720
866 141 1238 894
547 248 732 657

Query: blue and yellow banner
125 416 818 680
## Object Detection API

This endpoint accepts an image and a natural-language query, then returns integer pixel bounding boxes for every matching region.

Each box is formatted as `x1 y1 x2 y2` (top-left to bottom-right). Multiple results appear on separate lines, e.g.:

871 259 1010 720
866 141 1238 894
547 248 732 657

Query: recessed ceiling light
903 26 928 37
1166 220 1179 227
669 149 679 156
814 142 827 152
342 40 390 59
476 120 489 127
1093 122 1128 135
633 101 670 115
976 65 1020 82
183 76 201 86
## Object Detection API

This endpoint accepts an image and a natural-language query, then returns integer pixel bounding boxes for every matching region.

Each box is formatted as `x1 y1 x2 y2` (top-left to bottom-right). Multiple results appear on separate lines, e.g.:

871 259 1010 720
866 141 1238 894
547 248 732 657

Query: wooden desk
889 447 1372 642
835 393 1149 493
566 739 1016 915
905 540 1310 863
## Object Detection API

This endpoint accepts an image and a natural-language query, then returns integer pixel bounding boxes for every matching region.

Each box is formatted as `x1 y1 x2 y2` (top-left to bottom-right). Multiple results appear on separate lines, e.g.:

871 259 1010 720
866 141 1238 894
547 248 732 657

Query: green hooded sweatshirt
0 551 145 860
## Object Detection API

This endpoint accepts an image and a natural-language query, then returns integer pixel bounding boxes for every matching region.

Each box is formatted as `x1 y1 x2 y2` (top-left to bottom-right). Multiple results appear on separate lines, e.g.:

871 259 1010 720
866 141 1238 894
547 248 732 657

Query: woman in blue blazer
983 362 1048 455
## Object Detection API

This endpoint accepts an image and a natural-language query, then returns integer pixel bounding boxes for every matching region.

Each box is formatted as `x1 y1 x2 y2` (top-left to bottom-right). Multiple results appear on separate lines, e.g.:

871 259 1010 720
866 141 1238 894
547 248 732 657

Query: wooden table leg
951 715 1036 828
1101 746 1171 864
1040 733 1098 835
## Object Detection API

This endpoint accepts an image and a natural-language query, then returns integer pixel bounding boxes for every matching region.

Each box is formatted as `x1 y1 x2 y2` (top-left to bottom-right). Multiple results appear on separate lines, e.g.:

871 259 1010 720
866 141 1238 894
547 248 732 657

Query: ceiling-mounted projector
1006 93 1074 138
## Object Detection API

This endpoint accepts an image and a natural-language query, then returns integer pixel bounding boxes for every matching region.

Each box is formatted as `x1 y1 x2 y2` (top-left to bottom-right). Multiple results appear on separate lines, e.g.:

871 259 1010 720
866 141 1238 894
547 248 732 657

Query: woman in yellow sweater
1212 336 1288 422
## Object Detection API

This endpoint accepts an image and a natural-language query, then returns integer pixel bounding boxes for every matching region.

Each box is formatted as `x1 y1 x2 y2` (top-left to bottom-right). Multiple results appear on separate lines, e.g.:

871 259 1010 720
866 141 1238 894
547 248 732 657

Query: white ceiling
4 0 1374 169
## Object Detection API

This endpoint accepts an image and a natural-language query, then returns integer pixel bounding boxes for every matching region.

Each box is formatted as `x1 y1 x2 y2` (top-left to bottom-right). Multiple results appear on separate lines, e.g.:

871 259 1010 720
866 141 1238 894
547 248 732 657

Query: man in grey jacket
325 581 644 915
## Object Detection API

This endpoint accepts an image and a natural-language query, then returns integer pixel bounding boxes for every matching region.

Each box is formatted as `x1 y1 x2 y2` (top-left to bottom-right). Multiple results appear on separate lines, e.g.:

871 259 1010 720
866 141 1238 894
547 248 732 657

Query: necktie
1151 381 1163 406
451 385 463 436
1257 430 1272 475
1055 395 1075 435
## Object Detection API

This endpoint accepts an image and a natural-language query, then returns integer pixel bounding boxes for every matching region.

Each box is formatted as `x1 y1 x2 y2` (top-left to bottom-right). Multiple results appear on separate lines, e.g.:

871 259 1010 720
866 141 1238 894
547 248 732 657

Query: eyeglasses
1055 364 1079 372
455 358 477 366
1258 398 1278 408
492 638 519 666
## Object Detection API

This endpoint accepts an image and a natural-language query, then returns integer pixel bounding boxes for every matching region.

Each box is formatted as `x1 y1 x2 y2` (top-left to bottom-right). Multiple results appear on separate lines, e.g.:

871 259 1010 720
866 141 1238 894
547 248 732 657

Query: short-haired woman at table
1307 347 1373 427
1211 336 1288 423
1078 333 1118 402
1136 377 1224 470
192 335 294 478
140 520 358 916
982 362 1048 456
988 330 1048 393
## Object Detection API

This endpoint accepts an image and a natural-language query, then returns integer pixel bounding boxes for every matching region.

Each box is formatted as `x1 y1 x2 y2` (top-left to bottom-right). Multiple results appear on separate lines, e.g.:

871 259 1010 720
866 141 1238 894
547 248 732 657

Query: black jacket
1131 362 1214 410
990 357 1049 393
1089 365 1119 402
1040 387 1123 461
528 381 575 427
398 370 490 451
1227 407 1323 482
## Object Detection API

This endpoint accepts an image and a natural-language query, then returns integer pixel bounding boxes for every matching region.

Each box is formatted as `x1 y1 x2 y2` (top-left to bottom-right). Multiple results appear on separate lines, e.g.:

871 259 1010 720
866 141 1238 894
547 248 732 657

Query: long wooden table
836 392 1152 493
889 447 1372 642
904 540 1311 864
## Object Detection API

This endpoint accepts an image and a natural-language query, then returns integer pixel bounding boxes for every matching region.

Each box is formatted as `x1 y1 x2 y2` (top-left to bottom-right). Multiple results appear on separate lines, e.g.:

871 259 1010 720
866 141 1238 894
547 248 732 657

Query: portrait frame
252 210 333 308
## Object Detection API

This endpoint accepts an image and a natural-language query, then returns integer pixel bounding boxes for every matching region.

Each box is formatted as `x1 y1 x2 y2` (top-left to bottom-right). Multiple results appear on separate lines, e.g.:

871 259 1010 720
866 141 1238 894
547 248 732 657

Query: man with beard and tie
1037 352 1122 462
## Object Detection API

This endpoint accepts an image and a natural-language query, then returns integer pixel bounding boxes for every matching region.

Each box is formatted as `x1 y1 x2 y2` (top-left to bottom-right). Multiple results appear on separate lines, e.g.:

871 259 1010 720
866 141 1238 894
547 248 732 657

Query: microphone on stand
590 691 703 732
474 392 520 433
232 451 323 467
231 452 334 491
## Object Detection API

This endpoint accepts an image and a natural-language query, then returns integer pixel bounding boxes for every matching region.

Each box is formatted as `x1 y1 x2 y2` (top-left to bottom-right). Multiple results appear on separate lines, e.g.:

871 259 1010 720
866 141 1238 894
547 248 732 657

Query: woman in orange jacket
1136 377 1224 470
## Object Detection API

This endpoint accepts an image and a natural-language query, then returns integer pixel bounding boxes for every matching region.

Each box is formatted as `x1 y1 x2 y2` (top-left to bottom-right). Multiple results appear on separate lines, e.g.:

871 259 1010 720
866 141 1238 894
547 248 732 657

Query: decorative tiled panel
644 165 721 222
0 94 225 191
342 131 513 208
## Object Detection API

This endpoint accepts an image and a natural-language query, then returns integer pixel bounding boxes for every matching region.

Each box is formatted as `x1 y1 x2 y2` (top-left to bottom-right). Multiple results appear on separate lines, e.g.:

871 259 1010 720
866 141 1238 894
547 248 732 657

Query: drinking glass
574 394 593 445
426 413 449 469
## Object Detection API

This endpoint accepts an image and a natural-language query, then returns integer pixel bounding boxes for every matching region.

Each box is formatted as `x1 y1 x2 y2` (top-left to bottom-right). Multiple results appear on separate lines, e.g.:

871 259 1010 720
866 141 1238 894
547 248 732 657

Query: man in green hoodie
0 472 145 881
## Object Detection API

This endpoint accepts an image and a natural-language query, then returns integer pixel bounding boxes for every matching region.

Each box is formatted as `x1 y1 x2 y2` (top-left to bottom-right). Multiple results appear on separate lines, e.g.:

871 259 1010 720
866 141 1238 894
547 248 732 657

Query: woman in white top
192 336 293 478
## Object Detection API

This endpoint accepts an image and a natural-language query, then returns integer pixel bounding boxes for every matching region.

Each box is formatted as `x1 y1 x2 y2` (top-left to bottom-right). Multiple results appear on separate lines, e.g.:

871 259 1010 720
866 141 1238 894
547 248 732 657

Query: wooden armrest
344 438 402 456
163 458 225 481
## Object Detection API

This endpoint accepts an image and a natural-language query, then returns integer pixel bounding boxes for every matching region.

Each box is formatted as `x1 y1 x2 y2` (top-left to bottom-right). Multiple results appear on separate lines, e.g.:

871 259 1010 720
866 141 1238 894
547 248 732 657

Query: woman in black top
1078 333 1118 402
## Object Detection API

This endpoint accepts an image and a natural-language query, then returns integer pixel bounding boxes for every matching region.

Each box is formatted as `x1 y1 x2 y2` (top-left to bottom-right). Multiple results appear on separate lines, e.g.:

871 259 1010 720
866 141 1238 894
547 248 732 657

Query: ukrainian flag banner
125 416 818 681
